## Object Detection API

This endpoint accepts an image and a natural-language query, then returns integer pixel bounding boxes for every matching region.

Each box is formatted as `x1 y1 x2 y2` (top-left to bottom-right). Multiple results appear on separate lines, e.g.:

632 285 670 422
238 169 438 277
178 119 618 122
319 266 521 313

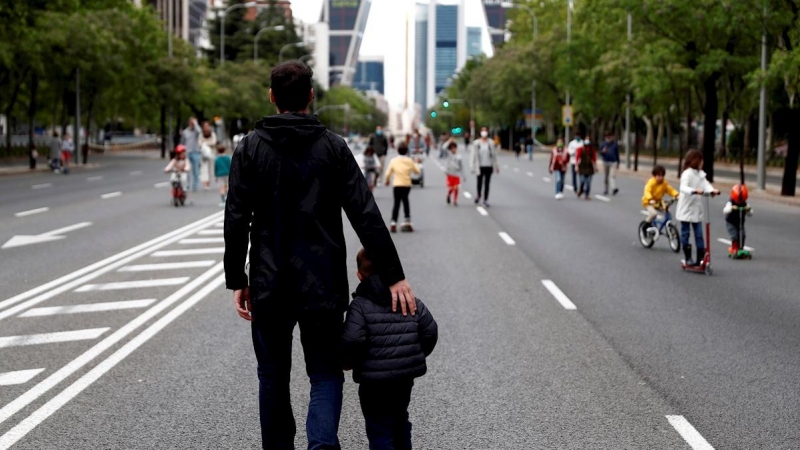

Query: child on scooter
445 141 464 206
676 150 720 265
723 184 754 256
164 144 190 191
642 165 679 224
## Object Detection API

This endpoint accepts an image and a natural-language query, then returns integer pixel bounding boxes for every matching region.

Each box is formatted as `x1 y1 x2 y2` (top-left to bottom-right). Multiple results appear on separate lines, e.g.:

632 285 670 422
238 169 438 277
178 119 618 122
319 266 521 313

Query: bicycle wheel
667 223 681 253
638 221 655 248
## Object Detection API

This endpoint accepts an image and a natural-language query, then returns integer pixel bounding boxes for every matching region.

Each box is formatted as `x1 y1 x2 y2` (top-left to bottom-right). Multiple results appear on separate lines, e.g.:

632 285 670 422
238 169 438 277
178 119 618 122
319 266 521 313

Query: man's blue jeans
251 312 344 450
680 221 704 249
554 170 565 194
187 151 201 191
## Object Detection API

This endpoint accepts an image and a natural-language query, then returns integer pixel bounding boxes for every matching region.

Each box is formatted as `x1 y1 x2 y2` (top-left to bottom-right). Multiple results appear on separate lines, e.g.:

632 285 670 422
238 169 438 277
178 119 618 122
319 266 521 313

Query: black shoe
613 188 619 195
694 247 706 266
446 195 451 204
603 190 609 195
683 245 693 265
474 197 480 204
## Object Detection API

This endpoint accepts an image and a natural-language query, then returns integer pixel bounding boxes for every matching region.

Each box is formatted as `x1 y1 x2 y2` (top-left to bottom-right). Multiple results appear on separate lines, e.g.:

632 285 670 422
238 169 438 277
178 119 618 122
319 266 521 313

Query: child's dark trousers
359 380 414 450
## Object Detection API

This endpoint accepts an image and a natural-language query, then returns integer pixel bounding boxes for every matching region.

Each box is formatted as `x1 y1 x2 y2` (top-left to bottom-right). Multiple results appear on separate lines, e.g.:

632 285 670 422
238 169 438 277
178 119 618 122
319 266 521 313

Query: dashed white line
666 416 714 450
498 232 516 245
151 248 225 257
0 328 110 349
31 184 52 190
594 195 611 202
0 369 45 387
502 164 509 169
129 171 142 176
463 191 473 199
87 176 103 182
154 182 170 188
526 172 534 177
75 277 189 292
118 261 215 272
198 229 223 235
15 208 49 218
179 238 224 245
100 191 122 199
476 206 489 216
19 300 156 317
541 280 577 310
543 177 551 183
717 238 754 251
513 167 520 173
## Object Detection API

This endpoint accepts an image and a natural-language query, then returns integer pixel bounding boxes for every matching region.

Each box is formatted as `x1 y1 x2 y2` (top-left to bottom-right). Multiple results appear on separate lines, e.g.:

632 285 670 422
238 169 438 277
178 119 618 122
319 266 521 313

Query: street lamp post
565 0 573 144
625 12 632 169
279 42 304 64
220 1 257 66
254 25 286 63
757 2 768 190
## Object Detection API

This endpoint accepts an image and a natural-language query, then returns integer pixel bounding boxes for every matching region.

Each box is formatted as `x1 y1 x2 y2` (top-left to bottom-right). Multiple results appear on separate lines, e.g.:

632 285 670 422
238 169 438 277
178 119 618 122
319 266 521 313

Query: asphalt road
0 150 798 449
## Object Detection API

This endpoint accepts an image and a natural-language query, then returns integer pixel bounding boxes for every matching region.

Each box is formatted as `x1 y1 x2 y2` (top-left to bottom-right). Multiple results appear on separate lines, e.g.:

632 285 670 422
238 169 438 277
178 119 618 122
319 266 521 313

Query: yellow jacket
384 156 421 187
642 177 679 207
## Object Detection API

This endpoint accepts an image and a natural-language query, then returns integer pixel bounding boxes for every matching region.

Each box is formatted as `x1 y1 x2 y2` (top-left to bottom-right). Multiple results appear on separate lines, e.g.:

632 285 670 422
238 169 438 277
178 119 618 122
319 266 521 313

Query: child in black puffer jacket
342 248 438 450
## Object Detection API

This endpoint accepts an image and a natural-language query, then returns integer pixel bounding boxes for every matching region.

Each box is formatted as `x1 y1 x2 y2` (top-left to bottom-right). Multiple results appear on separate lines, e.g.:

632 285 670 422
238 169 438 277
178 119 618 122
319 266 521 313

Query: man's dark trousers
358 380 414 450
252 311 345 450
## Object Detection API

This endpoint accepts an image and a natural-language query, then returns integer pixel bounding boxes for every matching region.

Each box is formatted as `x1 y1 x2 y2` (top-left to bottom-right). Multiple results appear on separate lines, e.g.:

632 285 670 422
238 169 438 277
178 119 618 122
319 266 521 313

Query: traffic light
443 100 450 108
451 127 462 135
430 111 437 118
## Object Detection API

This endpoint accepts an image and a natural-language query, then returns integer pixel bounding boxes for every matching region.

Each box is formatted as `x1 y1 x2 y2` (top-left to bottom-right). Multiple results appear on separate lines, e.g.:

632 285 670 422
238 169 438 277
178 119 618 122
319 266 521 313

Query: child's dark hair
216 143 226 154
652 165 666 176
397 142 409 156
356 248 373 277
683 149 703 171
364 146 375 156
448 141 458 150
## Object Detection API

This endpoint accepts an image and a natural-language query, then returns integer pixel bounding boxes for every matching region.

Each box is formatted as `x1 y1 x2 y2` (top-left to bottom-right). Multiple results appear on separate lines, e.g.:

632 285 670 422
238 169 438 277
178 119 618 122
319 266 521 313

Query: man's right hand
389 279 416 316
234 287 252 321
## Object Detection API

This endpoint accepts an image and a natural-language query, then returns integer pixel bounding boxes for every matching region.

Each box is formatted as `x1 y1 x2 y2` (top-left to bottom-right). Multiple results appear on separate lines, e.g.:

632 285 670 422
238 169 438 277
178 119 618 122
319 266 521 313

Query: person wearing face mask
369 126 390 177
470 127 499 207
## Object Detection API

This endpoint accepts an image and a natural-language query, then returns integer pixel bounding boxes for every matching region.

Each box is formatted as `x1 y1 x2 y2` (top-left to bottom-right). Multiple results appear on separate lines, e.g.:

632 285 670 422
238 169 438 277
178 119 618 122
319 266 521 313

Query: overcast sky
289 0 492 109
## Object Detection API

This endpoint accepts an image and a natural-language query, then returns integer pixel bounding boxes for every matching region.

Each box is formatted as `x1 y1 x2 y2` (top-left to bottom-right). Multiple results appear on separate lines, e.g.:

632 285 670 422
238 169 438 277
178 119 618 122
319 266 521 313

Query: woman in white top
676 149 720 265
470 127 499 207
198 121 217 190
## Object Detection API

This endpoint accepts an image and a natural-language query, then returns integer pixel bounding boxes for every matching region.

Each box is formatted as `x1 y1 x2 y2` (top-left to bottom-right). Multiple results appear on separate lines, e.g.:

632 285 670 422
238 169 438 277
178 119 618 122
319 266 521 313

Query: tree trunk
27 75 40 168
702 74 720 181
781 107 800 196
742 114 751 184
720 109 729 158
546 121 555 143
681 88 691 177
634 125 640 171
160 104 167 159
643 116 654 152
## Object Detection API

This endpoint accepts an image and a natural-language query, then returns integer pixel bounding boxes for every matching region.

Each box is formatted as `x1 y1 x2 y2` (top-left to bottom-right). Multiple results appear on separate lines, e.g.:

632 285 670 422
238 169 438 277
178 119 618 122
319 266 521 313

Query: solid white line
666 416 714 450
154 182 170 188
197 229 223 235
179 238 224 244
75 277 189 292
0 274 226 449
717 238 754 251
476 206 489 216
31 184 52 190
0 328 109 349
15 208 49 218
118 261 215 272
527 172 534 177
543 177 551 182
0 369 45 387
87 176 103 182
594 195 611 202
129 171 142 176
541 280 577 310
463 191 473 199
498 232 516 245
0 212 222 320
0 263 223 431
100 191 122 199
19 300 157 317
151 248 225 257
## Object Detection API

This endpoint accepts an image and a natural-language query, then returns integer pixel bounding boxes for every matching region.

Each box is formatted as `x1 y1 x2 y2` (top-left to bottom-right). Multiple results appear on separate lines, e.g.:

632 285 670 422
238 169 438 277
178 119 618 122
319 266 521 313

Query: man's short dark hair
356 248 373 276
652 165 666 176
271 61 313 112
397 142 409 155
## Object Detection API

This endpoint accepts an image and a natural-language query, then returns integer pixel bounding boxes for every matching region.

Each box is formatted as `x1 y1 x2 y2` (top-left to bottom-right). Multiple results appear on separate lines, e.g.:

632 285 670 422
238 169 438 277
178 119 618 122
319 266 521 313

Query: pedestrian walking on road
409 131 427 157
385 142 421 232
224 61 415 450
676 150 719 265
470 127 499 207
60 132 74 174
445 141 464 206
362 146 380 191
48 131 62 173
369 125 390 176
180 117 202 191
576 138 597 200
342 248 438 450
549 139 569 200
198 121 218 191
600 131 620 195
214 143 231 207
567 133 584 192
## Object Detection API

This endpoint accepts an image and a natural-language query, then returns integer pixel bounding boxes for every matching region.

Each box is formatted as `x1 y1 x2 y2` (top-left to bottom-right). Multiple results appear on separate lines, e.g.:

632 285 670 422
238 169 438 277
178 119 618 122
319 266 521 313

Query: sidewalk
0 157 101 176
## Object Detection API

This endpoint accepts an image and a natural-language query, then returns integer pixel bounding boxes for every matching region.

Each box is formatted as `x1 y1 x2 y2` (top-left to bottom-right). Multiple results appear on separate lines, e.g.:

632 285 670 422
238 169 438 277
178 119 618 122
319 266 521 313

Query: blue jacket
600 141 620 163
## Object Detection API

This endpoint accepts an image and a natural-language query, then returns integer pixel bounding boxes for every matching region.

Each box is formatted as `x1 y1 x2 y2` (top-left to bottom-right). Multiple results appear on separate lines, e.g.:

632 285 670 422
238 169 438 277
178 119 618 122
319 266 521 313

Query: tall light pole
254 25 286 63
220 1 257 66
565 0 573 144
757 2 768 190
502 2 538 147
625 12 632 169
279 42 304 64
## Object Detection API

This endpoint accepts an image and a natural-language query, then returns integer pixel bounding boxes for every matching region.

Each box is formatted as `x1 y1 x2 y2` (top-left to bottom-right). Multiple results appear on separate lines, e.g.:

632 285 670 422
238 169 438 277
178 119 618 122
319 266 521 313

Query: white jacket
676 168 715 222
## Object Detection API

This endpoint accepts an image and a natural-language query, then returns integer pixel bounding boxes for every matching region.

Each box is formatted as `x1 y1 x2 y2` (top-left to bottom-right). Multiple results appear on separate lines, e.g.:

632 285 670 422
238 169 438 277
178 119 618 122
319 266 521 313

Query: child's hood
352 274 393 306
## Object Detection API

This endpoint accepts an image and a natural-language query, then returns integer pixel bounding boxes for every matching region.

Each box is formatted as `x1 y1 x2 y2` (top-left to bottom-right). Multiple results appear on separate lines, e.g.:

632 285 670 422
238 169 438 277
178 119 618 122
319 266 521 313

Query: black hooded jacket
224 113 405 313
342 275 438 383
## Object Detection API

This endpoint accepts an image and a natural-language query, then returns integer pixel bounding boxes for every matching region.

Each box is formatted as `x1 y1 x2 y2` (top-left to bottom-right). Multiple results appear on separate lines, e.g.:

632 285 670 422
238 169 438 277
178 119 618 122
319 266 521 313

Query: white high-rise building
414 0 466 111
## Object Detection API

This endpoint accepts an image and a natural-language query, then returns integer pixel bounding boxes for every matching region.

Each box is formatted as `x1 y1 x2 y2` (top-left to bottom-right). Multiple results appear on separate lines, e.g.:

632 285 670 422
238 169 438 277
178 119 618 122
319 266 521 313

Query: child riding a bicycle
642 165 679 223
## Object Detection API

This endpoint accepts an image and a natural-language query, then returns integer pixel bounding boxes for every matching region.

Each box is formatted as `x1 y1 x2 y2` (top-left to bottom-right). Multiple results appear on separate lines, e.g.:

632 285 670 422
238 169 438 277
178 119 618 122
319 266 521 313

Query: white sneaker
555 193 564 200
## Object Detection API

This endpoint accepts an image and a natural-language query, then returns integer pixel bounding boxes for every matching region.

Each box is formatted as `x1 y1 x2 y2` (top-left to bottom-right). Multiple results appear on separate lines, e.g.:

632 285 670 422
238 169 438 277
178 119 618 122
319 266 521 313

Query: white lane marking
502 164 509 169
0 369 46 387
717 238 754 251
565 184 574 191
0 274 226 448
179 238 224 244
118 261 215 272
75 277 189 292
526 172 534 177
476 206 489 216
198 229 223 235
0 264 223 430
129 171 142 176
666 416 714 450
31 184 52 190
15 208 49 218
498 232 516 245
513 167 520 173
2 222 93 249
0 328 109 349
463 191 473 199
100 191 122 199
19 300 157 317
594 195 611 202
0 212 222 318
154 182 170 188
213 222 224 228
151 248 225 257
543 177 551 182
541 280 577 310
87 176 103 182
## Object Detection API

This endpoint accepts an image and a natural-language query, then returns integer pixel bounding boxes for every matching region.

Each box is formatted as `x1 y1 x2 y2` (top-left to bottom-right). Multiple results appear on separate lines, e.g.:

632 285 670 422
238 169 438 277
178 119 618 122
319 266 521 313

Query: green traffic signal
430 111 437 118
443 101 450 108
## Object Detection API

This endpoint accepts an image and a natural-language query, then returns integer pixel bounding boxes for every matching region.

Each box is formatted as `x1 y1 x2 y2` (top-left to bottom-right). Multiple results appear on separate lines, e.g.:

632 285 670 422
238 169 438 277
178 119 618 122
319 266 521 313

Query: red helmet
174 144 186 154
731 184 749 203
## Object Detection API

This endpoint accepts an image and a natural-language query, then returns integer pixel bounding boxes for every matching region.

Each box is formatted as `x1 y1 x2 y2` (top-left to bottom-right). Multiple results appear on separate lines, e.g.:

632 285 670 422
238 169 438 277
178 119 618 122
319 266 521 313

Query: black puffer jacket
342 275 438 383
224 113 405 313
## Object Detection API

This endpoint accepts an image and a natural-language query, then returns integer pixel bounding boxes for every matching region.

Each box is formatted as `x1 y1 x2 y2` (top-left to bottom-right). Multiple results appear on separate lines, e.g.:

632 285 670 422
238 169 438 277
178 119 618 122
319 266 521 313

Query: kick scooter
681 192 716 276
729 205 753 260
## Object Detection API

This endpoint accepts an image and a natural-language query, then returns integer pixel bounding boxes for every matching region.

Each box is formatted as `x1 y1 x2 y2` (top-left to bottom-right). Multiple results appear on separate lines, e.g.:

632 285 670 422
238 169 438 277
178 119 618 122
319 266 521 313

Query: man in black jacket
368 125 390 174
224 61 416 450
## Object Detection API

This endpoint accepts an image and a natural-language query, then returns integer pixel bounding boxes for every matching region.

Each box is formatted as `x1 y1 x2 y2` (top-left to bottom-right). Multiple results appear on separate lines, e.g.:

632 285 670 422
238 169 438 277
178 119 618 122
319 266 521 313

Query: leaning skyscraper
323 0 372 87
